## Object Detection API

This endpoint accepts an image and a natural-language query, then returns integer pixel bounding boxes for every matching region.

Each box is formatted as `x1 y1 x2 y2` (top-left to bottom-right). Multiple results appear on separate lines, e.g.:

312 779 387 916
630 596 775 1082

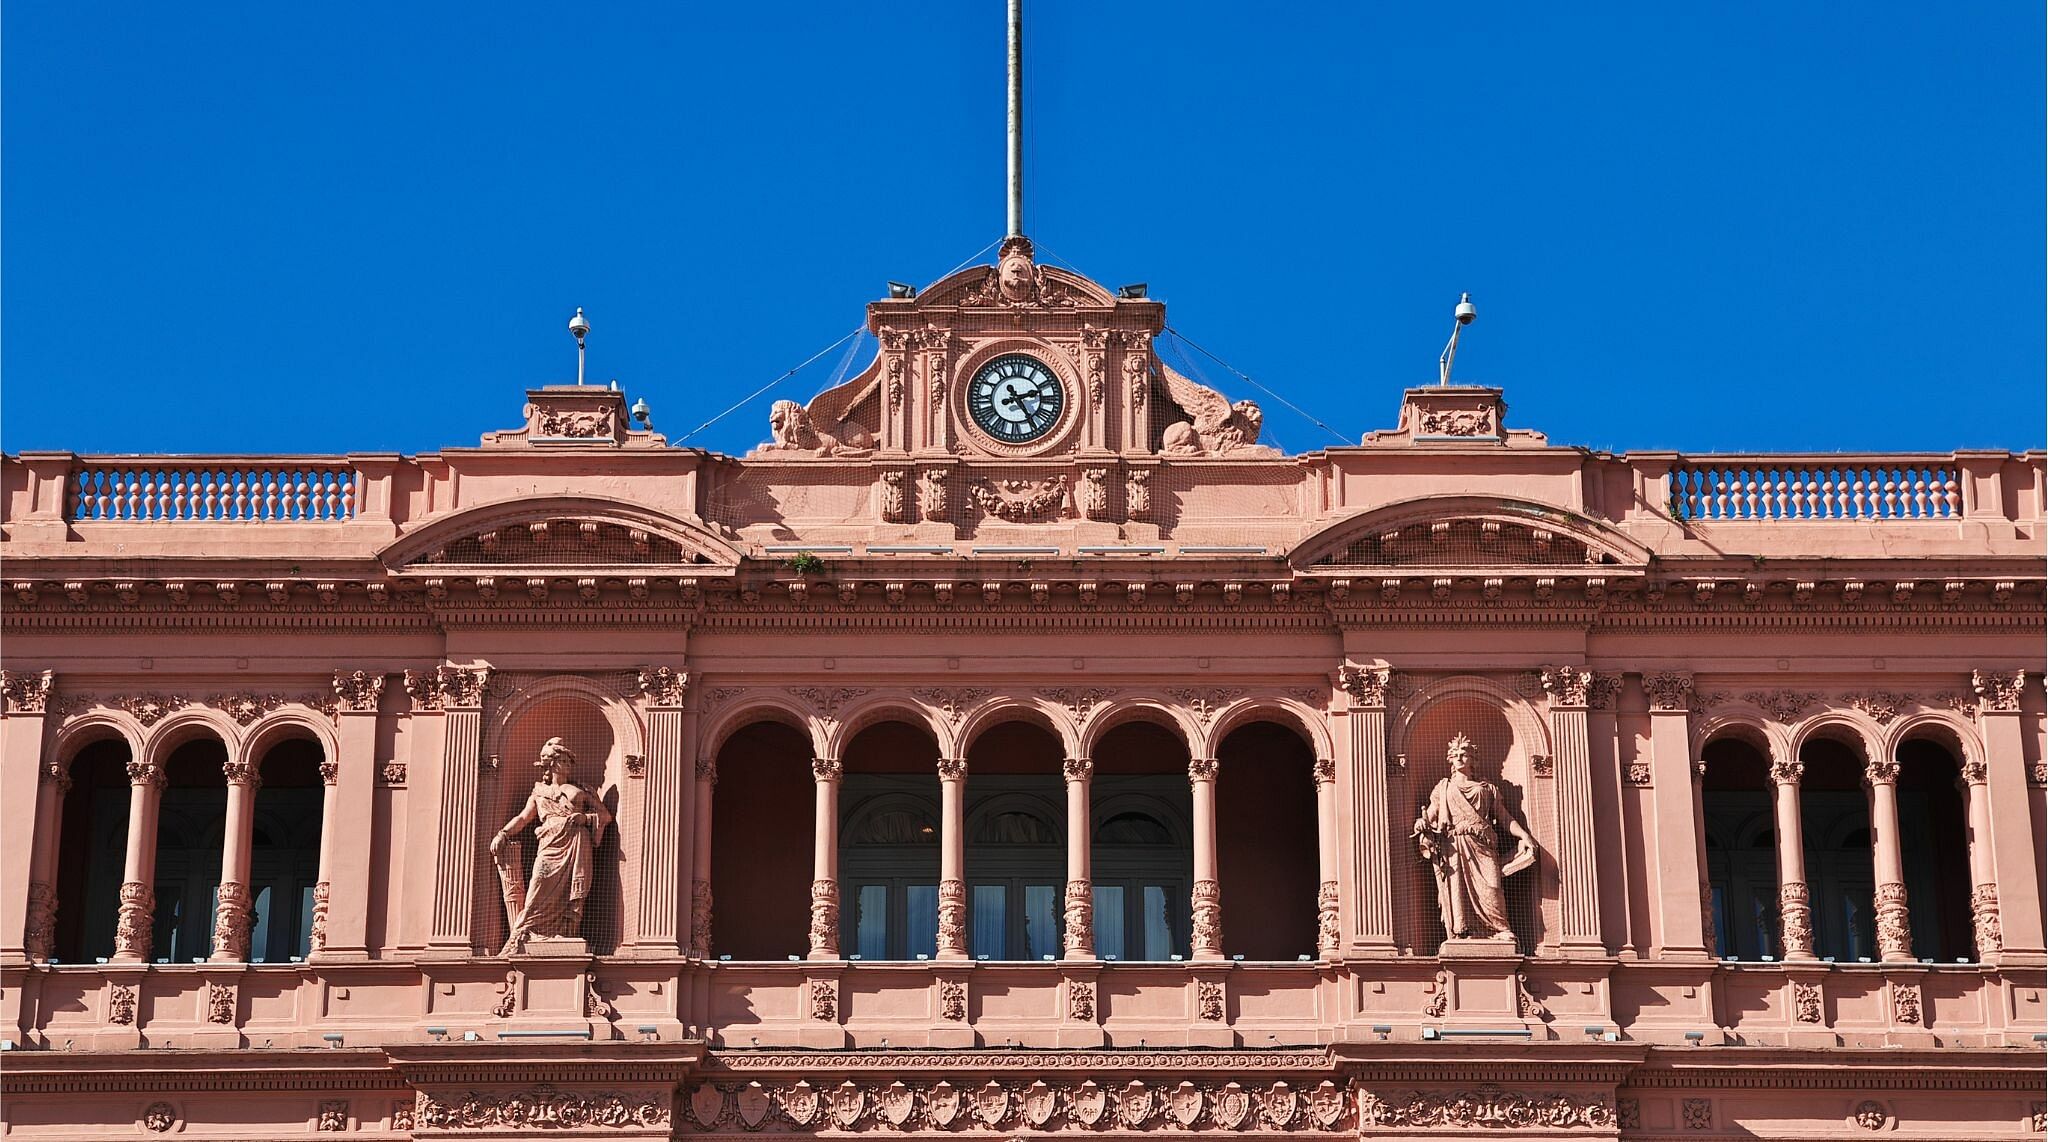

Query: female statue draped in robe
492 737 613 954
1412 732 1537 942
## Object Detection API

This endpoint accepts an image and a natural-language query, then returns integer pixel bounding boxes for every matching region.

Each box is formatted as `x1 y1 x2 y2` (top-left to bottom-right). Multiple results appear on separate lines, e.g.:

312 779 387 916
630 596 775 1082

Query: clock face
966 354 1065 444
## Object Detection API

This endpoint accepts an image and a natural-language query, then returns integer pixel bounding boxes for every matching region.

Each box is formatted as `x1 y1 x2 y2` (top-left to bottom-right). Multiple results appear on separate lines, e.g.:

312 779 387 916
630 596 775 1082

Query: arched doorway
1700 734 1776 960
52 738 132 963
1799 735 1876 961
250 738 324 962
153 737 230 962
1895 735 1972 961
839 720 942 961
964 721 1065 961
1217 720 1318 961
710 721 812 960
1092 721 1192 961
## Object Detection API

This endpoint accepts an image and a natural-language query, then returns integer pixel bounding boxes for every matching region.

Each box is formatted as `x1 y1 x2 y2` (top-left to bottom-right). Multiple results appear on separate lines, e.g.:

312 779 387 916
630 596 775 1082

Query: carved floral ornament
1 668 54 713
637 665 689 706
418 1086 669 1131
681 1076 1354 1133
404 664 493 710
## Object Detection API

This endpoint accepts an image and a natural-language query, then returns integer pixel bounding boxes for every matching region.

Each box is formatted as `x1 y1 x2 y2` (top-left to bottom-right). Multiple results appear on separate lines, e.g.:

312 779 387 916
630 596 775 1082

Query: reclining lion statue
759 399 874 457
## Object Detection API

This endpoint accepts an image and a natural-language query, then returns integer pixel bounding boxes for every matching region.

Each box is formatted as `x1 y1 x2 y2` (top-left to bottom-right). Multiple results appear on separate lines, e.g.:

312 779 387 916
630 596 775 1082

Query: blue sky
4 3 2040 458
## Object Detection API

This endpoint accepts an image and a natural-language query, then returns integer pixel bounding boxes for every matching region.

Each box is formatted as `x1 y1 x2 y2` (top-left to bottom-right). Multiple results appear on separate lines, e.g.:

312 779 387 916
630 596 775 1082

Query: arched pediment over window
1289 495 1653 572
378 495 743 572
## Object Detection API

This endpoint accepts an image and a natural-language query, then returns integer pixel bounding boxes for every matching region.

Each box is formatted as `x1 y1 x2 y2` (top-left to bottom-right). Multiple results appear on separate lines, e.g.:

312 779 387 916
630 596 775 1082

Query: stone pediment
380 497 742 572
1291 496 1650 572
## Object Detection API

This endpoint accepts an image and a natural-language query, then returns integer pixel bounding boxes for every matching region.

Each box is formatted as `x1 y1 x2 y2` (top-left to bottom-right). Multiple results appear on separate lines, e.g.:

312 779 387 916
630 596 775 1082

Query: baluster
125 471 143 520
1711 468 1730 519
1794 469 1814 518
1772 470 1790 519
98 470 114 520
1848 468 1867 518
1908 469 1928 518
232 471 249 519
1745 468 1762 519
153 470 171 520
299 471 314 519
201 470 219 519
1677 468 1696 518
342 471 359 518
1881 468 1900 518
1940 469 1960 517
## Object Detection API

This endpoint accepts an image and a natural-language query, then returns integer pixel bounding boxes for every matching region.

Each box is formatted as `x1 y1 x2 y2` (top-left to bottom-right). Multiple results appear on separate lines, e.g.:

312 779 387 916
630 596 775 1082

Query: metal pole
1007 0 1024 237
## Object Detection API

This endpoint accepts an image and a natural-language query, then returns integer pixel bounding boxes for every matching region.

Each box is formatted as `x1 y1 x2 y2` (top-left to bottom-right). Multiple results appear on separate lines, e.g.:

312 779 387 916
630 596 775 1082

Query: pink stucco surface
0 249 2042 1137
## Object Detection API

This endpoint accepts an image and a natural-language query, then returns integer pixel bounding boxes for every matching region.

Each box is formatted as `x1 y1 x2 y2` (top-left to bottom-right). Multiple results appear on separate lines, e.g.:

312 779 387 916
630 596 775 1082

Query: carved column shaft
1769 754 1814 960
690 757 716 960
1959 764 2001 957
210 761 259 962
810 758 842 960
112 762 165 963
1063 758 1093 959
1540 669 1603 954
1313 758 1340 958
1646 691 1709 957
937 759 967 960
427 703 485 951
635 705 687 952
1864 762 1913 962
1189 758 1222 960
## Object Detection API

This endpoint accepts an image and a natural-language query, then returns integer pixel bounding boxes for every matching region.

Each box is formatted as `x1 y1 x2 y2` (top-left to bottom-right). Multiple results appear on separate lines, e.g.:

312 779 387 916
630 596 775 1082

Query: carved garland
682 1077 1353 1133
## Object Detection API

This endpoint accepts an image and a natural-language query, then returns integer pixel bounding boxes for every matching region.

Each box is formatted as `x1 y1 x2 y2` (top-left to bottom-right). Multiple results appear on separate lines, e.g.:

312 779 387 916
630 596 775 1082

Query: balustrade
70 461 358 521
1668 458 1960 521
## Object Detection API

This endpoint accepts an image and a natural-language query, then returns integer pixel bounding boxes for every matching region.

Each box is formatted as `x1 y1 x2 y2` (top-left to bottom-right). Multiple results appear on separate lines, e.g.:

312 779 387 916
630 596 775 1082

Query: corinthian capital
1337 665 1392 708
1643 671 1696 712
637 666 690 707
1538 666 1593 707
1971 669 2026 713
332 669 386 713
1 668 54 714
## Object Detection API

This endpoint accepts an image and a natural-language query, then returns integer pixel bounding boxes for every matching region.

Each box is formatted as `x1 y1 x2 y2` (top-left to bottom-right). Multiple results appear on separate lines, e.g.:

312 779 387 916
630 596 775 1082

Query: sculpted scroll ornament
1538 666 1592 707
1338 665 1392 707
142 1102 178 1133
1893 982 1922 1025
1413 734 1537 942
1643 671 1696 711
1358 1086 1614 1130
490 738 613 954
1068 980 1095 1022
917 469 949 522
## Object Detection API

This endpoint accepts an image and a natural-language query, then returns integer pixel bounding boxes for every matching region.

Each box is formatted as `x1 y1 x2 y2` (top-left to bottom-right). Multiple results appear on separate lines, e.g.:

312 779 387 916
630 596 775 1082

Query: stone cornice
706 1047 1335 1074
1622 1047 2044 1091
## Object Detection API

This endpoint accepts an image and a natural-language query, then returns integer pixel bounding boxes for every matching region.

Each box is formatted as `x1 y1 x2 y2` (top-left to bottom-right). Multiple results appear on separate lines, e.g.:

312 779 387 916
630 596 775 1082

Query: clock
966 354 1065 444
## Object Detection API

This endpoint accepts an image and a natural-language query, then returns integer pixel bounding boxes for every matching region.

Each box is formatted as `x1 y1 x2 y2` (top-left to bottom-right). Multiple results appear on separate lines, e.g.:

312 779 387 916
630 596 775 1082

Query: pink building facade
2 241 2043 1138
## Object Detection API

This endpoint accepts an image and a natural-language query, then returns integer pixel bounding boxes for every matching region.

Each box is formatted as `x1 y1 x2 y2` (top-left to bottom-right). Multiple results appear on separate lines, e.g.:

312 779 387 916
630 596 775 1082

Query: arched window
840 719 942 961
1092 721 1193 962
1701 735 1775 959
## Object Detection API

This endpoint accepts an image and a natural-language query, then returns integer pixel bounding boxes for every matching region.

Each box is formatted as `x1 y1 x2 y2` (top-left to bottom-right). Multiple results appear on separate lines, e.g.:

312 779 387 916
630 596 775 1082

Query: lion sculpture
760 399 874 457
1158 365 1276 457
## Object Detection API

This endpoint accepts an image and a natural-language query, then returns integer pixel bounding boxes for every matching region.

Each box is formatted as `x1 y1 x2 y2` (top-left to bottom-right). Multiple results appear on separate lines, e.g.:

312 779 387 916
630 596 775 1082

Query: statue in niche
492 737 612 954
1412 733 1536 942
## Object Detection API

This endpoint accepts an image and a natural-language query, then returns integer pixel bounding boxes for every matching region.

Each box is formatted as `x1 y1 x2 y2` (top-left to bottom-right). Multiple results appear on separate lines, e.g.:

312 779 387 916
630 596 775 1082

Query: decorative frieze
917 687 992 724
1745 689 1818 723
1845 691 1912 725
418 1086 670 1131
681 1076 1350 1133
210 691 286 725
1358 1086 1613 1130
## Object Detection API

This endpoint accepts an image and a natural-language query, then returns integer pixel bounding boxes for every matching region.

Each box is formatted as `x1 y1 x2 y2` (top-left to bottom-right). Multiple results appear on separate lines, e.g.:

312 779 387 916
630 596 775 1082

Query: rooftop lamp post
569 307 590 385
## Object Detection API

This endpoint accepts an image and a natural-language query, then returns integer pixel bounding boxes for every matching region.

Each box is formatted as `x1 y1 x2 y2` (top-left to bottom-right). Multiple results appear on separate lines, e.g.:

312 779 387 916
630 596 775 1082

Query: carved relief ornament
1358 1086 1613 1130
1338 665 1392 707
1972 669 2026 712
332 669 385 712
1 668 54 713
637 665 689 706
418 1086 669 1131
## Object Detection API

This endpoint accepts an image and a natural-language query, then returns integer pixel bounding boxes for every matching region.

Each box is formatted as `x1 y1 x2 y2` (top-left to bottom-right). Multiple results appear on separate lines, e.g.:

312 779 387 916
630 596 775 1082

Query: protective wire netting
1392 692 1543 956
472 692 627 956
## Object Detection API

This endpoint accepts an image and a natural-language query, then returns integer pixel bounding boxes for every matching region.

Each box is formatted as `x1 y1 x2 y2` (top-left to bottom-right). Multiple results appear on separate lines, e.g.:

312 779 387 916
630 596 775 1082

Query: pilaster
1973 670 2044 960
0 669 55 962
1539 666 1604 955
421 665 492 957
1337 665 1394 954
633 667 688 956
1644 671 1709 958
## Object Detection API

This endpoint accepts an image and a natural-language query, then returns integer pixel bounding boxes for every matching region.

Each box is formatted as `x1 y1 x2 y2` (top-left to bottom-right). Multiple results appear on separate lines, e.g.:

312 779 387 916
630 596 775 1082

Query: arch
485 675 646 765
701 696 827 762
1790 713 1883 764
1080 697 1201 760
1692 709 1786 763
1885 711 1982 769
242 708 339 768
1390 675 1553 765
141 707 243 770
1288 494 1655 572
828 694 950 759
377 494 744 571
51 711 145 769
51 735 135 962
1202 697 1331 761
955 695 1079 760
